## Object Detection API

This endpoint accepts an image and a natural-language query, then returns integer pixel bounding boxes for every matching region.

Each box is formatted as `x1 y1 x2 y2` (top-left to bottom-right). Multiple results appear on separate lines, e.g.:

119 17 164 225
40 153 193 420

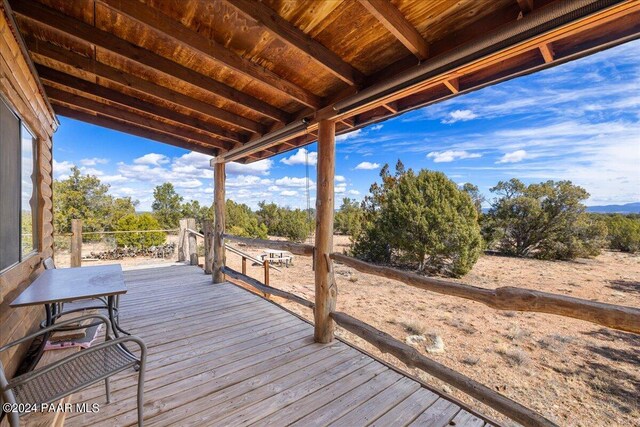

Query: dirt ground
55 235 639 426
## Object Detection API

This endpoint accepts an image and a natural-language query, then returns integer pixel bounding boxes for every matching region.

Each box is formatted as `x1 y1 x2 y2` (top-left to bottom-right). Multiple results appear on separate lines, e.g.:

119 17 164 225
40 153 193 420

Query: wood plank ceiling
7 0 640 161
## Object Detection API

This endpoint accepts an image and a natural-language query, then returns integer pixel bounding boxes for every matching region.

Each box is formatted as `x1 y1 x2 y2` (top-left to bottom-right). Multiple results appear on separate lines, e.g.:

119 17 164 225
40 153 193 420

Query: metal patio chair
0 314 146 426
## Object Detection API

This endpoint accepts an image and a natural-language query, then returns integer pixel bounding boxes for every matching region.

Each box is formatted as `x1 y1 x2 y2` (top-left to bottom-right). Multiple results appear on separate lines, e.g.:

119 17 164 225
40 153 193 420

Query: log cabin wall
0 2 57 378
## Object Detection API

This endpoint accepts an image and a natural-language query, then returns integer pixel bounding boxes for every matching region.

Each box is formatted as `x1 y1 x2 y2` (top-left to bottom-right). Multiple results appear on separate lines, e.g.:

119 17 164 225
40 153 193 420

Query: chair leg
137 364 145 426
105 377 111 404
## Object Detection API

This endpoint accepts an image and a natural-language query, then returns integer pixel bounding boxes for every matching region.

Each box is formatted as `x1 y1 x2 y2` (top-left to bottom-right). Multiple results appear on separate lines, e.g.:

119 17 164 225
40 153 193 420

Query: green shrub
605 214 640 253
334 198 363 237
225 200 268 239
484 179 606 259
256 201 312 242
351 161 482 277
116 213 165 248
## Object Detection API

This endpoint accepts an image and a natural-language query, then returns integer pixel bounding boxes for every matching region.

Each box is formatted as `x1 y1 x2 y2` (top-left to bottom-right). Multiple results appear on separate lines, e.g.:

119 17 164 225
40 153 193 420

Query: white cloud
280 148 317 166
335 175 346 182
427 150 481 163
371 124 383 131
174 179 203 188
442 109 478 124
280 190 298 197
133 153 169 166
497 150 528 163
227 159 272 176
355 161 380 170
275 176 313 187
52 159 74 179
80 157 108 166
336 129 362 142
348 190 360 196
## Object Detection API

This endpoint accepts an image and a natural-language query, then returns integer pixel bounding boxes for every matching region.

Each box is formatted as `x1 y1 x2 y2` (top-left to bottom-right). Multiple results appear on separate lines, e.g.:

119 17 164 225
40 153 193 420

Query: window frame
0 95 40 274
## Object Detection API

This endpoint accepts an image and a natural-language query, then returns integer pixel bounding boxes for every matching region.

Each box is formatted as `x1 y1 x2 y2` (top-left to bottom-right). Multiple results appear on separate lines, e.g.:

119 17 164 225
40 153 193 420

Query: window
0 98 39 271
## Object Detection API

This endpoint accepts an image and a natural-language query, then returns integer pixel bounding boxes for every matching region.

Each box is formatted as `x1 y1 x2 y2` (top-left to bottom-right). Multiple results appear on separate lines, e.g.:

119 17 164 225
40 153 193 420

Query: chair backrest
43 257 56 270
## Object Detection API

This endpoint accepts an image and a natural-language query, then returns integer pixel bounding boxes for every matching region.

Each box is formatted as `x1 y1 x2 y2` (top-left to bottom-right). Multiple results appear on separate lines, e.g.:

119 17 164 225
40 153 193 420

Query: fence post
242 257 247 275
263 259 270 299
203 220 213 274
178 219 187 262
187 218 198 265
70 219 82 267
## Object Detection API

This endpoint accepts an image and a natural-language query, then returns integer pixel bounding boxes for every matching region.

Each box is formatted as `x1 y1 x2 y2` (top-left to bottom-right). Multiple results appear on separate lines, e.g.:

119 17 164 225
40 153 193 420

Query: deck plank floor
57 265 491 427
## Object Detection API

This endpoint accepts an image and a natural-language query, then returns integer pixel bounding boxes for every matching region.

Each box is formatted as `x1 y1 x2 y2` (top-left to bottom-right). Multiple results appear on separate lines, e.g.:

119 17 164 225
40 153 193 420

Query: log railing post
70 219 82 267
187 218 197 265
314 119 337 343
203 220 213 274
213 162 226 283
263 259 270 299
242 256 247 275
178 218 188 262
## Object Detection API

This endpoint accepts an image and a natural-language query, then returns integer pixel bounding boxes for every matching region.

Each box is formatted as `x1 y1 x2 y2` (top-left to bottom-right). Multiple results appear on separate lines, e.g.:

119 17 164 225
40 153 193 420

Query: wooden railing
215 234 640 426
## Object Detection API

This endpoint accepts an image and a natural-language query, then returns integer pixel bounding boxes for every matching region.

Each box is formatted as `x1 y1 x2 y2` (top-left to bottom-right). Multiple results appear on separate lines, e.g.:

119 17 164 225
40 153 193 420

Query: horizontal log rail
222 266 315 309
222 234 314 256
331 311 556 427
330 253 640 334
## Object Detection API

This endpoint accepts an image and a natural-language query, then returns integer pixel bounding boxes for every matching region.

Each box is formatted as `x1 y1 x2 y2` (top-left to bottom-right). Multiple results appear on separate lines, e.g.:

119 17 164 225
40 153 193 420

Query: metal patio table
10 264 131 371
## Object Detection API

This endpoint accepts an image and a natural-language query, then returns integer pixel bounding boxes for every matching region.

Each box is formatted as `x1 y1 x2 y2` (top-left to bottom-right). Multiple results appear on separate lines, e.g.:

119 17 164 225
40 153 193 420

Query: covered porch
63 265 490 427
1 0 639 426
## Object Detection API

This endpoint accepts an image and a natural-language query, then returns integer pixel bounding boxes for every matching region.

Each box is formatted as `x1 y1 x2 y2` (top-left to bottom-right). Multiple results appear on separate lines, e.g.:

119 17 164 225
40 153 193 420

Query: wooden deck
59 265 491 427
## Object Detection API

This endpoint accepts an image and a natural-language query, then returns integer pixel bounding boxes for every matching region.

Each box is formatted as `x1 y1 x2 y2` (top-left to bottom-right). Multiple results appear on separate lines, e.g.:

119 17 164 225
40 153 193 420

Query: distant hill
586 202 640 214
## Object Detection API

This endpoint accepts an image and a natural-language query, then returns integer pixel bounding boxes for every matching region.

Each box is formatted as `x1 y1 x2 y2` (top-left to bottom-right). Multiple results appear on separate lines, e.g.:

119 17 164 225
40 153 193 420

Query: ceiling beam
226 0 364 86
539 43 555 63
47 86 232 151
37 65 242 145
11 0 289 123
24 37 264 135
52 104 218 155
97 0 322 110
358 0 429 60
443 78 460 94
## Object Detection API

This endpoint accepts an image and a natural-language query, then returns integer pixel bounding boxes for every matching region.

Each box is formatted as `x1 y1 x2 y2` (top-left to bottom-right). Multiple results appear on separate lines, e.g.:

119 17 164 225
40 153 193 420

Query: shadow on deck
58 265 491 427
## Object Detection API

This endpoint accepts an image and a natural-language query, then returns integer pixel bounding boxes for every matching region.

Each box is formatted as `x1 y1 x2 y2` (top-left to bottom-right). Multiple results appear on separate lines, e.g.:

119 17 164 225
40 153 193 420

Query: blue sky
53 39 640 211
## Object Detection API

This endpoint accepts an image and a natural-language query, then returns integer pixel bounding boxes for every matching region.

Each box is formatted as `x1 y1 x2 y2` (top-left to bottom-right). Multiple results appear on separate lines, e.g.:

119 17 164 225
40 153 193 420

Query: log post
187 218 198 265
263 259 270 299
213 162 226 283
242 257 247 275
178 218 188 262
70 219 82 267
203 220 213 274
314 119 337 343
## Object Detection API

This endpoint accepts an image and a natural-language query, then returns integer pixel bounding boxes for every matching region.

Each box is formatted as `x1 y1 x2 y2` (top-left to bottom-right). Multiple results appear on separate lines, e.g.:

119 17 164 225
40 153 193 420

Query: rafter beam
52 104 218 155
517 0 535 14
358 0 429 60
97 0 322 110
539 43 555 63
37 65 241 145
47 86 232 151
11 0 289 123
443 78 460 94
23 36 264 134
226 0 364 86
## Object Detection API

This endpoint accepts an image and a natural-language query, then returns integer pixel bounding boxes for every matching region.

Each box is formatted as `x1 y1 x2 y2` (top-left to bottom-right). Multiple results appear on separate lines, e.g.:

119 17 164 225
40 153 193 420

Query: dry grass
399 318 428 336
496 344 531 367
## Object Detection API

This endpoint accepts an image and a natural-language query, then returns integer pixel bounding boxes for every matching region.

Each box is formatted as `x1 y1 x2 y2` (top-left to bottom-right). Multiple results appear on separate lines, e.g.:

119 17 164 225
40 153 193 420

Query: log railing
218 233 640 426
222 266 314 308
331 253 640 334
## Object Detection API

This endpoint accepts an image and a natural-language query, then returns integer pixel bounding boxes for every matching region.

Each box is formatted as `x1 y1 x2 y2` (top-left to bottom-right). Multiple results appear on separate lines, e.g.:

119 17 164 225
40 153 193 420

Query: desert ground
55 234 639 426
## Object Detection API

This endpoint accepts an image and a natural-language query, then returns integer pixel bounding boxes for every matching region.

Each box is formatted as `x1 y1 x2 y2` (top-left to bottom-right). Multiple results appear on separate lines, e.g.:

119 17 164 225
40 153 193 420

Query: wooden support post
242 257 247 275
314 119 337 343
203 220 213 274
263 259 270 299
213 162 226 283
187 218 198 265
70 219 82 267
178 218 188 262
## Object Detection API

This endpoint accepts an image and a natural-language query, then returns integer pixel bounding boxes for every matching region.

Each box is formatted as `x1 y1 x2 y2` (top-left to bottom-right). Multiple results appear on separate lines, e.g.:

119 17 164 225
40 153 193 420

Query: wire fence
53 229 180 268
